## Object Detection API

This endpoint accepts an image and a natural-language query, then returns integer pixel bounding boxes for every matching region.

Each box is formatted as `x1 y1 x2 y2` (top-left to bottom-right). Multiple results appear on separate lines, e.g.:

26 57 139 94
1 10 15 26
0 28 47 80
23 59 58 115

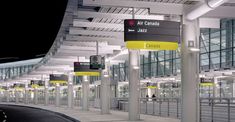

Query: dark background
0 0 68 63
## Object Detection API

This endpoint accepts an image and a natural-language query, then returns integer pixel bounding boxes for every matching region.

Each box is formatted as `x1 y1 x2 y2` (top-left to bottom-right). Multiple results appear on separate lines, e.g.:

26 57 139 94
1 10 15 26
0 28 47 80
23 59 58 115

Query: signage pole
15 89 19 104
128 7 140 121
82 76 89 111
55 83 60 107
68 72 74 108
34 88 38 105
6 83 9 102
100 62 111 114
181 18 200 122
44 78 49 106
24 82 28 104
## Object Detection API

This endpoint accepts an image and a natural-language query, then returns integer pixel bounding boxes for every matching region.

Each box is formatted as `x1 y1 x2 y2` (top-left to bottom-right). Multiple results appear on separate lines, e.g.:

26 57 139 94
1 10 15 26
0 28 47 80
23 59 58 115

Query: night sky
1 0 68 63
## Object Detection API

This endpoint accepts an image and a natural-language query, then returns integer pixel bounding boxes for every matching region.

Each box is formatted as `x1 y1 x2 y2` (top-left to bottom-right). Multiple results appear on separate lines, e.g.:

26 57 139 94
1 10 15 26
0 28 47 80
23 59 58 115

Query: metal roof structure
1 0 235 84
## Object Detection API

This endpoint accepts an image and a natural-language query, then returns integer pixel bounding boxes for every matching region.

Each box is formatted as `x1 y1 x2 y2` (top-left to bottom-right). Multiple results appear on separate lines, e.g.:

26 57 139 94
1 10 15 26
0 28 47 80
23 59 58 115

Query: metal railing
116 97 235 122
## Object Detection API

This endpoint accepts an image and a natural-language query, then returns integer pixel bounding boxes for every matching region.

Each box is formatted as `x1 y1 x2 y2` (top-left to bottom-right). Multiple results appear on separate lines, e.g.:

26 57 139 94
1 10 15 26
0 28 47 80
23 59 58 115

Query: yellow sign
200 83 214 86
126 41 178 50
50 80 67 84
31 84 44 88
14 87 24 91
75 72 100 76
147 86 157 89
0 88 5 91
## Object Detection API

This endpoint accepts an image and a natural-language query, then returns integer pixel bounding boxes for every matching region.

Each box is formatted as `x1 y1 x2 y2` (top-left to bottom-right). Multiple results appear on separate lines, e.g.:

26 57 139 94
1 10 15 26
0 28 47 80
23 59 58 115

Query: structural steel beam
73 21 124 30
69 27 123 38
77 11 164 20
83 0 183 15
66 35 125 46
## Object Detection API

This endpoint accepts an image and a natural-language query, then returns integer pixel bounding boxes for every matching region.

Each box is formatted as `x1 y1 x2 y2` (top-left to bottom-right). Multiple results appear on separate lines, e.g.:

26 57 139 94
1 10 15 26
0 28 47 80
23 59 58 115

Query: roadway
0 104 79 122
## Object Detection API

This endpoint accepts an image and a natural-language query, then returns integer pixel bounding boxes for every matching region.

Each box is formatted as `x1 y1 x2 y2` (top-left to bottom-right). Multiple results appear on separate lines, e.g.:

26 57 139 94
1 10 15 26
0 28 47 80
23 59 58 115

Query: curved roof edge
0 58 42 69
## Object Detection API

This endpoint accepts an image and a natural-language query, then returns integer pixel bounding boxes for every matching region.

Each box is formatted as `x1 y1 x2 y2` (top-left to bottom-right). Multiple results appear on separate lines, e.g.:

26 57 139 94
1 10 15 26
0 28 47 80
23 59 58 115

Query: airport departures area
0 0 235 122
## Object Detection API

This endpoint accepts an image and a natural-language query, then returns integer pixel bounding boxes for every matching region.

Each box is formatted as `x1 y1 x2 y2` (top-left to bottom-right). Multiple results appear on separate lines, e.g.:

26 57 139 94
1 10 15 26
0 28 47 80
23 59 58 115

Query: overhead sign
90 55 105 69
124 19 180 50
200 77 214 86
146 82 157 89
30 80 44 88
49 74 68 84
13 84 25 90
74 62 100 76
0 86 7 91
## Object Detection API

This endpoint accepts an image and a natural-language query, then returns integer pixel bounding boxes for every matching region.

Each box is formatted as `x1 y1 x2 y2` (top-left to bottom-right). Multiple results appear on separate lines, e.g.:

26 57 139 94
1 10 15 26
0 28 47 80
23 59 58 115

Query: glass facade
111 19 235 81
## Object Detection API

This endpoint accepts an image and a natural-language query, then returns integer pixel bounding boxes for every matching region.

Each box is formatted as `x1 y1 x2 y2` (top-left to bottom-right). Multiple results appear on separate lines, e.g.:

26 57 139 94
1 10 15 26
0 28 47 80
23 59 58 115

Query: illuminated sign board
90 55 105 70
124 19 180 50
74 62 100 76
30 80 44 88
49 74 68 84
200 77 214 86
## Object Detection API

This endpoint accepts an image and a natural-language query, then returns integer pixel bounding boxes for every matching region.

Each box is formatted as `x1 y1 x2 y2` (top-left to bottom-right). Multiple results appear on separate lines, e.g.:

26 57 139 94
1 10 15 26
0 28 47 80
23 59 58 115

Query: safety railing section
115 97 235 122
200 98 235 122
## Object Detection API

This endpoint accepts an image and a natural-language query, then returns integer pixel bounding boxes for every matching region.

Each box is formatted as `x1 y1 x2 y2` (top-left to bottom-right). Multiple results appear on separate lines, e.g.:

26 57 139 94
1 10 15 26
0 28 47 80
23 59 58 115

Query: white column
24 82 28 104
82 76 89 111
100 68 111 114
55 83 60 107
128 50 140 121
68 73 74 108
44 79 49 106
34 88 38 105
233 81 235 98
15 90 19 104
181 19 200 122
5 90 10 102
25 89 28 104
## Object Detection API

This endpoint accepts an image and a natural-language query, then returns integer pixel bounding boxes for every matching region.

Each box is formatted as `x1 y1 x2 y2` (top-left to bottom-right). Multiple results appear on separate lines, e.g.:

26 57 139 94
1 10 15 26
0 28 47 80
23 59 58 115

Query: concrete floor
0 103 180 122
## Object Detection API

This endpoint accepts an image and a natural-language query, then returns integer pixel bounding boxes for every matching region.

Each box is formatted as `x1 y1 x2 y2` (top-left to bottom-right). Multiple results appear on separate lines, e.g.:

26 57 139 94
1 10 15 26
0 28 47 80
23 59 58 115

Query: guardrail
116 97 235 122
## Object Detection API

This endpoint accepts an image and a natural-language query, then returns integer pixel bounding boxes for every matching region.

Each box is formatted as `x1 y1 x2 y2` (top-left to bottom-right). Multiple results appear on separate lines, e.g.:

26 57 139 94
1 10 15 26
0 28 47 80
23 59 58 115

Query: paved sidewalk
1 103 180 122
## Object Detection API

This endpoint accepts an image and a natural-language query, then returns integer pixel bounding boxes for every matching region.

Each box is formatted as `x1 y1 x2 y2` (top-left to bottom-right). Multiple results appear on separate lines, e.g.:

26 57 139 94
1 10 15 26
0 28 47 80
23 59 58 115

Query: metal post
128 49 140 120
153 100 155 115
100 64 111 114
6 90 10 103
55 83 60 107
34 88 38 105
228 99 230 122
181 19 200 122
15 90 19 104
145 99 148 114
82 76 89 111
25 88 28 104
211 98 214 121
167 99 170 117
44 79 49 106
128 7 140 121
68 73 74 108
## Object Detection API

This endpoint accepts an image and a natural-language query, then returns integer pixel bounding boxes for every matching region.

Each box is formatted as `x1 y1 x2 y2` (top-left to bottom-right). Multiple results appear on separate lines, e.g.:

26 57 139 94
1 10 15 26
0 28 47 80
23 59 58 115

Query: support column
24 82 28 104
25 89 28 104
100 68 111 114
68 73 74 108
82 76 89 111
128 50 140 121
181 19 200 122
5 90 10 102
15 90 19 104
55 83 60 107
233 81 235 99
34 88 38 105
44 79 49 106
